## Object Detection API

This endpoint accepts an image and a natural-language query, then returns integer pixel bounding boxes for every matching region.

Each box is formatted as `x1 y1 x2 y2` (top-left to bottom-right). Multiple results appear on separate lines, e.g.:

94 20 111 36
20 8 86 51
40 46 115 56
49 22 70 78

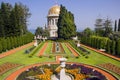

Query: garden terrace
0 41 120 80
0 62 21 75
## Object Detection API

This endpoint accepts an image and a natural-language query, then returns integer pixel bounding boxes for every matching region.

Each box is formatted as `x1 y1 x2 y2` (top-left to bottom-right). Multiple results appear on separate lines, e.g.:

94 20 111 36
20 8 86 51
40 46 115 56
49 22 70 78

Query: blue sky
0 0 120 31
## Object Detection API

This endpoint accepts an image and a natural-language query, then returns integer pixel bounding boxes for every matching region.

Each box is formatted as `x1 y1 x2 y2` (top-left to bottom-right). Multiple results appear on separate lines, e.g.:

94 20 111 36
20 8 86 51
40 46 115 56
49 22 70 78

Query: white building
47 5 60 38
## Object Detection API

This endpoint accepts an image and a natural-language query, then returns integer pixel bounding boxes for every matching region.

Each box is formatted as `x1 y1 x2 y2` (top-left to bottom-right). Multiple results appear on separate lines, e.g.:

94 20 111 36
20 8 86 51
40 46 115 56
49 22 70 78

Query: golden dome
48 5 60 15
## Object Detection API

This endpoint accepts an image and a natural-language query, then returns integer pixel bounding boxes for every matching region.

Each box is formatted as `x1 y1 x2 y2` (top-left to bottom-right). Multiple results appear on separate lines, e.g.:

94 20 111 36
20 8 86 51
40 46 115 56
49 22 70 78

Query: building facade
47 5 60 38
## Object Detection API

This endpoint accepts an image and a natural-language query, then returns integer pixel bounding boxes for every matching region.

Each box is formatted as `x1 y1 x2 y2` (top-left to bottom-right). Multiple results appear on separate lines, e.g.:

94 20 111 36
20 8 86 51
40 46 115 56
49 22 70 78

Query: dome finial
55 0 58 5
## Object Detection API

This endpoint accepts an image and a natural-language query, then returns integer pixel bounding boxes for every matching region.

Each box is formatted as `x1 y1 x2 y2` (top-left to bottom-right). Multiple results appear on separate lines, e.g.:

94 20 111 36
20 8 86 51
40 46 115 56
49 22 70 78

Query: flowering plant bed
0 62 21 75
17 64 106 80
98 63 120 75
51 42 65 54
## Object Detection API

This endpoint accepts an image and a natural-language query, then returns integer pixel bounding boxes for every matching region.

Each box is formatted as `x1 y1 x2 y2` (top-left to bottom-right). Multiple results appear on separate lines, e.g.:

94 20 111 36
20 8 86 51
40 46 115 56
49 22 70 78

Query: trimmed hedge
0 32 34 53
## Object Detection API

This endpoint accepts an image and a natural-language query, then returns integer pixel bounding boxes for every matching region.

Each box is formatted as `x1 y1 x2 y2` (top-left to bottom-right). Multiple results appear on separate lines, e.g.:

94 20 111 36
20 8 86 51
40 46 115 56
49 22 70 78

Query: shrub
85 56 89 58
49 55 52 58
76 56 79 59
39 56 42 58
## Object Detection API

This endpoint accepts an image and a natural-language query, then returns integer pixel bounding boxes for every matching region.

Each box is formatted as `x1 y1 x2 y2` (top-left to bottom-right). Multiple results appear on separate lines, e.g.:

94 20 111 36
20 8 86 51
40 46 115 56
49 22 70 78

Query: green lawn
0 45 55 65
44 41 52 54
61 43 72 55
67 47 120 66
0 41 120 79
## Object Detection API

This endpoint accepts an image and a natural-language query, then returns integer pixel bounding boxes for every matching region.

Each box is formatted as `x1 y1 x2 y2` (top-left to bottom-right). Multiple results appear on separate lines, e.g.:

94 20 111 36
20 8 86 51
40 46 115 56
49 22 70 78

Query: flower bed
98 63 120 75
0 62 21 75
17 64 107 80
52 42 65 54
52 42 55 53
59 43 65 53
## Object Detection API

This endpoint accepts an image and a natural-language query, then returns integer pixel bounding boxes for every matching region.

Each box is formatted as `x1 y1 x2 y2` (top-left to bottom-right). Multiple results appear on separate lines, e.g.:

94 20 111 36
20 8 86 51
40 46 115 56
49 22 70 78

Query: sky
0 0 120 31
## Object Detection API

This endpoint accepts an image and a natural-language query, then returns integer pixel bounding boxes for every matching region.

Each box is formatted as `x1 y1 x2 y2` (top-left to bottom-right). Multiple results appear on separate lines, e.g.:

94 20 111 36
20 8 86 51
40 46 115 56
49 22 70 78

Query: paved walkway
56 56 62 63
66 43 79 57
38 42 48 56
0 42 34 59
81 44 120 61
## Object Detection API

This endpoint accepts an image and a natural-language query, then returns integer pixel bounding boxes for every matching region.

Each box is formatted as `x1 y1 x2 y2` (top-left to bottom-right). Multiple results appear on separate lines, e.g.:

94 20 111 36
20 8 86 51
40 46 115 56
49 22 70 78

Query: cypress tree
6 37 11 50
0 40 2 53
1 38 7 51
116 39 120 56
106 39 111 53
118 19 120 31
57 5 76 39
0 10 5 37
114 20 117 32
0 2 12 37
111 40 115 55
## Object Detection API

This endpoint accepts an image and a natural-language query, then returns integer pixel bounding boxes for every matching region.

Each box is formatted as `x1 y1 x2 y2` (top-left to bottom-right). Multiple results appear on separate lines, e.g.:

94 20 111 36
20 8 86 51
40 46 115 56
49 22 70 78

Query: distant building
47 5 60 38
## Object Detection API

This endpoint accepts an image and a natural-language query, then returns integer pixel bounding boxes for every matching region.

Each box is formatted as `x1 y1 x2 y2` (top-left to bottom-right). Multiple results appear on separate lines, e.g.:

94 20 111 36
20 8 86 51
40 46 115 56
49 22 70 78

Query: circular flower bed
17 64 107 80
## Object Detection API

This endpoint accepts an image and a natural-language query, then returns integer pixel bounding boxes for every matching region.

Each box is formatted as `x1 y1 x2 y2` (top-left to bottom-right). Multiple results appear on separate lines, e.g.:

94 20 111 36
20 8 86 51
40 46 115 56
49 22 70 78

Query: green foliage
81 35 120 56
57 5 76 39
83 28 93 37
35 27 49 38
103 18 113 37
29 42 44 57
114 20 117 32
111 40 115 55
68 40 84 56
6 37 11 50
35 27 43 36
118 19 120 31
0 2 30 37
106 39 111 53
82 36 110 49
0 32 33 53
0 40 2 53
116 39 120 55
95 18 112 37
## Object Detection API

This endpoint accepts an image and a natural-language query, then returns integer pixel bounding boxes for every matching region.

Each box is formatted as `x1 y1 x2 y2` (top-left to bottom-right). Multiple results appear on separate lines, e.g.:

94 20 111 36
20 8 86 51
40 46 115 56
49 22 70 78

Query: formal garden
0 40 120 80
0 1 120 80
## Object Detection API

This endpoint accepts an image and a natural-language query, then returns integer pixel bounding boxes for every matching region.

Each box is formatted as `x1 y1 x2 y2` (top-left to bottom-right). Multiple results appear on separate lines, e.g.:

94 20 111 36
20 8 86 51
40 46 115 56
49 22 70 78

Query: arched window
52 19 54 25
55 19 58 25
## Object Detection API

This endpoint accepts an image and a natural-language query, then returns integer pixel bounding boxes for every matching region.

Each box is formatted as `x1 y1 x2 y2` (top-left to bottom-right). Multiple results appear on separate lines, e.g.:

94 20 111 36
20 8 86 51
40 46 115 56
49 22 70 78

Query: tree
114 20 117 32
10 3 30 36
6 37 11 50
35 27 44 36
103 18 113 37
57 5 76 39
0 2 30 37
106 39 111 53
0 2 12 37
116 39 120 56
118 19 120 31
43 29 49 37
111 40 115 55
0 40 3 53
95 18 104 36
83 28 93 37
0 10 5 37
